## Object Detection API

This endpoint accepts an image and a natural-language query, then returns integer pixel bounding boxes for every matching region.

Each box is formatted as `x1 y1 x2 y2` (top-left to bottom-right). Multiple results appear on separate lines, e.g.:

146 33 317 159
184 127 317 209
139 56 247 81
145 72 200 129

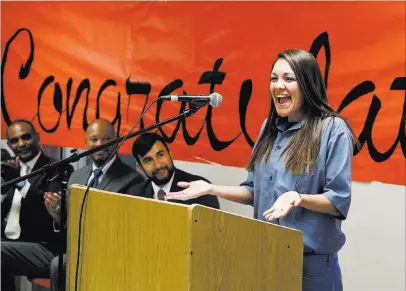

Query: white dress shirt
151 172 175 200
86 155 117 186
4 151 41 239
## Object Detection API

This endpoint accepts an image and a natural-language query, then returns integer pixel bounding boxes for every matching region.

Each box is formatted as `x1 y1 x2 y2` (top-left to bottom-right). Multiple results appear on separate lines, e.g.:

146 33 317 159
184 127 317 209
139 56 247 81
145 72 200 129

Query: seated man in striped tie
128 132 220 209
1 119 67 291
44 118 146 291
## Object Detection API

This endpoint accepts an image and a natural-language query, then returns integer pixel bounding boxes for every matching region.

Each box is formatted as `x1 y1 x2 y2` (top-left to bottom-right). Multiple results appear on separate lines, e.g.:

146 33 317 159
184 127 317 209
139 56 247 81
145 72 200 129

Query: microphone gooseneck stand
1 101 207 291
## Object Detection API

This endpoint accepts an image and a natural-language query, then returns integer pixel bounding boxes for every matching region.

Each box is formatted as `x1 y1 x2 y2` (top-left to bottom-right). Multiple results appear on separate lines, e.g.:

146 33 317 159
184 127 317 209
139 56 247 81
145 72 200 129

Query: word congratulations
2 29 405 161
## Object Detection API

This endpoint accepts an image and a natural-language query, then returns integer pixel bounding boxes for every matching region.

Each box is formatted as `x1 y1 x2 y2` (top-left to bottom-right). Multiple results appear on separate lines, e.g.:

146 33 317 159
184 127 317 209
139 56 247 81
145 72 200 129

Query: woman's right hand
166 180 212 201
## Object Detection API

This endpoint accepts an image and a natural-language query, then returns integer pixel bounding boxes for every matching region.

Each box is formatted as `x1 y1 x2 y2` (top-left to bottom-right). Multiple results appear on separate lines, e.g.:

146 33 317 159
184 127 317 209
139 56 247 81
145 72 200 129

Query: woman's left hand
263 191 302 221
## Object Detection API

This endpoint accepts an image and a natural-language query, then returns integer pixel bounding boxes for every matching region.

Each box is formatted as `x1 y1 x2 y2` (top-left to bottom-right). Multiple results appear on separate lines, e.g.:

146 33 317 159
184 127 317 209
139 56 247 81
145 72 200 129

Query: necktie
157 189 166 201
89 168 103 188
5 164 29 239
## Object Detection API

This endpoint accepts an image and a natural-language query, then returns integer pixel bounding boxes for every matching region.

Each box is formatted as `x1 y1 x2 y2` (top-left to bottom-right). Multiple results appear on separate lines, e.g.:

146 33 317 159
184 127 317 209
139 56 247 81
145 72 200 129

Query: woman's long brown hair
246 49 356 174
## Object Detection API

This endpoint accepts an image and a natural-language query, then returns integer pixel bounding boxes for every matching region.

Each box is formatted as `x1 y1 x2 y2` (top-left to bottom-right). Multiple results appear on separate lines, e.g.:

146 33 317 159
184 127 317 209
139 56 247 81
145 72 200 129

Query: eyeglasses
8 133 33 145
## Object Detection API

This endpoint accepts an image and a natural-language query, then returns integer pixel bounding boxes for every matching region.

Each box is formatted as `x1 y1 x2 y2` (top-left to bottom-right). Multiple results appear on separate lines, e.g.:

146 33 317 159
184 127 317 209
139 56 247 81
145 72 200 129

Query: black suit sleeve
1 170 59 223
26 165 74 244
126 180 149 197
121 173 147 195
1 160 73 248
25 172 55 201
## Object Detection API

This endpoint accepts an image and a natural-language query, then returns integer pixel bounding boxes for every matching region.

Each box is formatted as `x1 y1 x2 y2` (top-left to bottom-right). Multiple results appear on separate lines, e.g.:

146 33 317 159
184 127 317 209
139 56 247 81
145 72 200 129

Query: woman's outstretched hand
166 180 212 201
263 191 302 221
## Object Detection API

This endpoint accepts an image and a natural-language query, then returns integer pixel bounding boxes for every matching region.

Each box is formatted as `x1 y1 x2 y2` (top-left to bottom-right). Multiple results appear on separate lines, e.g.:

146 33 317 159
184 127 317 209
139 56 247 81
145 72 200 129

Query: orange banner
1 2 405 185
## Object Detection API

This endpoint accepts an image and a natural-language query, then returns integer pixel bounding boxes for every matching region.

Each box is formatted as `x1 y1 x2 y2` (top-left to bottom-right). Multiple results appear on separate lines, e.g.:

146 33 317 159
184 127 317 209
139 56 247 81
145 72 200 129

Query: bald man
45 119 145 291
1 120 68 291
67 118 143 191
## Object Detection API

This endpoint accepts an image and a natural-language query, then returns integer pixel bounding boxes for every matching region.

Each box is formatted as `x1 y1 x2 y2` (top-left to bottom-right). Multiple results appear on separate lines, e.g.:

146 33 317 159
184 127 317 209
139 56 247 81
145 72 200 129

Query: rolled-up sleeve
240 171 254 204
323 119 354 220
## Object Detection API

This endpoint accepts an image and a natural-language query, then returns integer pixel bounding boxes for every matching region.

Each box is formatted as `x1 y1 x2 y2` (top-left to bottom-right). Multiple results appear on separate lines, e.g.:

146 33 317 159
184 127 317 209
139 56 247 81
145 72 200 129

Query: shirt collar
21 150 42 171
276 117 304 132
151 171 175 196
92 155 117 173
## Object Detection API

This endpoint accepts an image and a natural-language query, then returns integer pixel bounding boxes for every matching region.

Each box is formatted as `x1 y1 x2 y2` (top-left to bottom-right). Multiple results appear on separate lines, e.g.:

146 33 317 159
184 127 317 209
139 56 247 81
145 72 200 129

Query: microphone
159 92 222 107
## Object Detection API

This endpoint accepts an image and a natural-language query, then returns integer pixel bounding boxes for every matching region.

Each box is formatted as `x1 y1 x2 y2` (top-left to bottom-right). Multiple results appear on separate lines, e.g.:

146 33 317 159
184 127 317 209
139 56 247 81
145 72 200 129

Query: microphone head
209 93 223 107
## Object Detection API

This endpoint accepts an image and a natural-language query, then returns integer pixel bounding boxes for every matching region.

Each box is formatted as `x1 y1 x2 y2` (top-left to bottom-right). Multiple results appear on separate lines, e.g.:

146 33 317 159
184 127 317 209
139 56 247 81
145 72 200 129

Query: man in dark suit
44 118 146 291
64 119 142 194
1 120 67 291
128 132 220 209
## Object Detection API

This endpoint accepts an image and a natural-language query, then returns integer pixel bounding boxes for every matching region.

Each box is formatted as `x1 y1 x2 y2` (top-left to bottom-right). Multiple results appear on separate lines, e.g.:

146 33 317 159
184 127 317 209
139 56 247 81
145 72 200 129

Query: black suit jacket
67 156 145 193
1 153 65 252
128 168 220 209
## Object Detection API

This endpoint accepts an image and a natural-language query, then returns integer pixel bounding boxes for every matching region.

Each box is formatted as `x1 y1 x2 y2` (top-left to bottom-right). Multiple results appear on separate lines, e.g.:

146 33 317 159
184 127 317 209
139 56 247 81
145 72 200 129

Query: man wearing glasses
1 119 66 291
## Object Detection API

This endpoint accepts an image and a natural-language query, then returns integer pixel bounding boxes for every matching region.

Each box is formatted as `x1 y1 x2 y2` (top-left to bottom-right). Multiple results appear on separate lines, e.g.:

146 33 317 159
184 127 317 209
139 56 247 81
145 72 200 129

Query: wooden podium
67 185 303 291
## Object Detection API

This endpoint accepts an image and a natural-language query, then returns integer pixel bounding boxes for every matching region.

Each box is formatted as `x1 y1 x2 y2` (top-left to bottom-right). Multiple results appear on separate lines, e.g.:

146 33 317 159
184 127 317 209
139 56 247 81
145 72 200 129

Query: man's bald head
86 119 115 137
85 119 117 167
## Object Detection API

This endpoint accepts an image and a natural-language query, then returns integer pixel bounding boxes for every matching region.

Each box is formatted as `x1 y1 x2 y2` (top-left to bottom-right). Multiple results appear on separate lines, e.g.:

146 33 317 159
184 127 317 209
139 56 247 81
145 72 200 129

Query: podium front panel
188 205 303 291
68 186 190 291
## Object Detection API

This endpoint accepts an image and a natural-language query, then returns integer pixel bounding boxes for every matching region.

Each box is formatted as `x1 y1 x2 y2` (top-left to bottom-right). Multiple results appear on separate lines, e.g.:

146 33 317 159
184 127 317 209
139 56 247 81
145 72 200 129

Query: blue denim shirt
241 117 353 254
